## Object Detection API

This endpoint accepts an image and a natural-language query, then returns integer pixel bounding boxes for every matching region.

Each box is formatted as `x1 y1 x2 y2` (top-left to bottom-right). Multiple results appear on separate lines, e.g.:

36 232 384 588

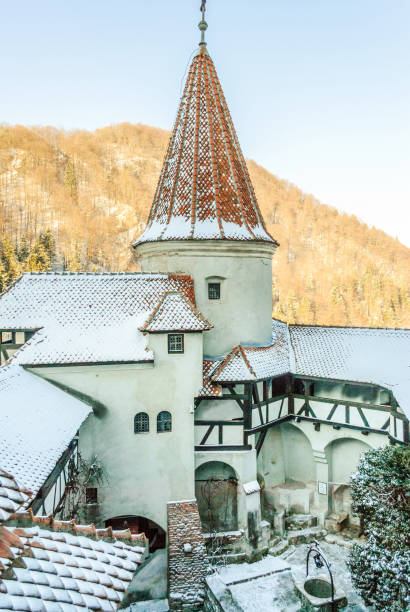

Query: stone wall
167 500 209 611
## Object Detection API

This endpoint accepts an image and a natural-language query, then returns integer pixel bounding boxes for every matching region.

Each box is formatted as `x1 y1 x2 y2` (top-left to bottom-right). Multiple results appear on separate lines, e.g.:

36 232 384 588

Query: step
270 535 281 547
280 544 296 560
209 552 247 564
287 526 327 545
268 539 289 557
285 513 317 531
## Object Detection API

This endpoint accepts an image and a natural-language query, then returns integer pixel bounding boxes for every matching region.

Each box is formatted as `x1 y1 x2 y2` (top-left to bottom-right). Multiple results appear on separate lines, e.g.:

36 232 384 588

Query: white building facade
0 36 409 561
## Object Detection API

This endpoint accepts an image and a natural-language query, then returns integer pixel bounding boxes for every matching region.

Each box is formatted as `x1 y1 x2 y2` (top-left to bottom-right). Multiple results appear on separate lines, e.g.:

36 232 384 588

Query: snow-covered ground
212 542 368 611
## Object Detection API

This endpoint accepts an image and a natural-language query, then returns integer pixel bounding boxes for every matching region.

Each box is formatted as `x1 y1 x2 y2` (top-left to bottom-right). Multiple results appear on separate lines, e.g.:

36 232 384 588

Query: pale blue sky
1 1 409 246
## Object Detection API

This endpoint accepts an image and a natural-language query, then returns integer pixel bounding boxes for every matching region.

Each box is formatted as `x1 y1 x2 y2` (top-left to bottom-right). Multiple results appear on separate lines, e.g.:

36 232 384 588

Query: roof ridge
10 509 148 547
139 290 212 333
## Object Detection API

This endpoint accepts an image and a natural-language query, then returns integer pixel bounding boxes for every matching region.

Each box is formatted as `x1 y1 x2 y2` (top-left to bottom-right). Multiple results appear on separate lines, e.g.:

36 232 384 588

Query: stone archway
105 515 166 552
325 437 371 527
195 461 238 532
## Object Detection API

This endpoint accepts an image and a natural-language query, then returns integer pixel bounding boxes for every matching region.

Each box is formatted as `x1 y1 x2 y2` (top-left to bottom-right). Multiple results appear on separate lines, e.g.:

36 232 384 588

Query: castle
0 7 409 610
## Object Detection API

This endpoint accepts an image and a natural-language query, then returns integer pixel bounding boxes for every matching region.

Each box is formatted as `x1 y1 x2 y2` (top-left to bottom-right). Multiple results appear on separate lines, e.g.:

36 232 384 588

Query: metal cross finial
198 0 208 47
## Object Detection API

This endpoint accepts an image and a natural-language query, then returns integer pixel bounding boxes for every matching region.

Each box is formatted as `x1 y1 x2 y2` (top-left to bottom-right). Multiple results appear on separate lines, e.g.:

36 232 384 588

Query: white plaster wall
195 399 243 446
136 240 276 356
325 438 371 484
30 332 203 531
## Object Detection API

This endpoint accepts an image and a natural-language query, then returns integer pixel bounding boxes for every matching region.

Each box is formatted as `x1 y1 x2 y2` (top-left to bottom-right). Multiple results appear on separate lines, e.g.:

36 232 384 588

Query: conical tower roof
134 47 277 247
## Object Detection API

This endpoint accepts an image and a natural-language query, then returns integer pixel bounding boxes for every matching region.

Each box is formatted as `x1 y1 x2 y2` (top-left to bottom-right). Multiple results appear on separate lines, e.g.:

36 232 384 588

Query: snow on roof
208 319 410 418
0 517 148 610
134 49 277 248
140 291 213 333
0 272 196 365
213 320 290 383
198 360 223 398
0 364 91 497
0 470 32 522
289 324 410 416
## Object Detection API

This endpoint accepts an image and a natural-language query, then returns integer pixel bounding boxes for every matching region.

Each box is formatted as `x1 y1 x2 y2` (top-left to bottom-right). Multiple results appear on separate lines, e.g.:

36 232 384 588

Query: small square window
1 331 13 344
86 487 98 504
168 334 184 353
208 282 221 300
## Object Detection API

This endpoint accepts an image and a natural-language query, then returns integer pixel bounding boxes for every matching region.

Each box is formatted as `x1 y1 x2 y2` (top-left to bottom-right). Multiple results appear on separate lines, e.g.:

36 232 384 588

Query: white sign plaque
318 481 328 495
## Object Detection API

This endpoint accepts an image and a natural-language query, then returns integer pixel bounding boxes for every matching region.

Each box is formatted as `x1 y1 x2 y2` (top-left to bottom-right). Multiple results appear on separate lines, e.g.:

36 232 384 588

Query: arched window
157 411 172 433
134 412 149 433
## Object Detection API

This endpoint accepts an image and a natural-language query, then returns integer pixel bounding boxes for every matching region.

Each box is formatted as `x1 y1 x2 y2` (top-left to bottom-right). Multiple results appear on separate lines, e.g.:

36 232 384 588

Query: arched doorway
195 461 238 532
105 515 166 552
325 437 371 526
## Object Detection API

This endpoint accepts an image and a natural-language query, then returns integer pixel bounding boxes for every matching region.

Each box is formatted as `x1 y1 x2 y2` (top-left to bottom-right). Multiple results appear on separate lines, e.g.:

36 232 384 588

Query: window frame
157 410 172 433
134 411 150 434
86 487 98 504
208 282 221 300
168 333 184 354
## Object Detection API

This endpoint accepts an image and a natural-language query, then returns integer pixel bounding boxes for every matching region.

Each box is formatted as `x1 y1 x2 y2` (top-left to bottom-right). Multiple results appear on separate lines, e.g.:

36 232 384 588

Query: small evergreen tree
348 445 410 611
39 229 56 263
17 236 30 262
0 234 21 288
25 239 51 272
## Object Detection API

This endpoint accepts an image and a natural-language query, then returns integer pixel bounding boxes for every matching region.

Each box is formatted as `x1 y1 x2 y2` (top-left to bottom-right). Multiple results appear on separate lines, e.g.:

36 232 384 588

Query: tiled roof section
198 360 222 398
0 364 91 497
0 272 196 365
213 320 290 383
0 470 32 522
0 517 148 610
289 325 410 418
140 291 213 333
134 48 277 246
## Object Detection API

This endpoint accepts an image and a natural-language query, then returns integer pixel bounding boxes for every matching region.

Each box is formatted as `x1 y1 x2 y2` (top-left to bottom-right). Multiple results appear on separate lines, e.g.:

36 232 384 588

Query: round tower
134 41 278 356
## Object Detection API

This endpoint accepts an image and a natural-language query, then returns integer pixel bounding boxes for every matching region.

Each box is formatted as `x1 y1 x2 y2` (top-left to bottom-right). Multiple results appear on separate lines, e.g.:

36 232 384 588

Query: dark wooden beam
195 444 252 452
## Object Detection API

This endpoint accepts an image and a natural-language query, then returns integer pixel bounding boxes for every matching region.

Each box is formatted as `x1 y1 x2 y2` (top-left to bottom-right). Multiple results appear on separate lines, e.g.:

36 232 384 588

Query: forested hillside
1 123 409 327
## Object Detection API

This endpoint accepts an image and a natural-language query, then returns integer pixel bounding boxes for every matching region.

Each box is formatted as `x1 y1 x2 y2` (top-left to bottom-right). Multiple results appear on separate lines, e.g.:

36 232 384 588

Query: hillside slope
0 123 409 327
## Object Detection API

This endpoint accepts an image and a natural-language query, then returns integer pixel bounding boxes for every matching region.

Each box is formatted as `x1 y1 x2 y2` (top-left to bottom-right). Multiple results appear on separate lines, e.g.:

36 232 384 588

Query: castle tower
134 12 278 356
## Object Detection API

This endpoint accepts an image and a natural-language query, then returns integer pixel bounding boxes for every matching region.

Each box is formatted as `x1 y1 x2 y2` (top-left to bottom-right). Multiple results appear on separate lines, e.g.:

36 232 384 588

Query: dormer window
168 334 184 353
208 282 221 300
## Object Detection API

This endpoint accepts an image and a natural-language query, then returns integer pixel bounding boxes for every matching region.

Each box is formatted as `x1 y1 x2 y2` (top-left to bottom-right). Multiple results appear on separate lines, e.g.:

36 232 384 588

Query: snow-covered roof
0 518 148 610
0 272 196 365
0 364 91 497
213 319 290 383
206 319 410 418
289 324 410 416
0 470 32 522
140 291 213 333
198 360 223 398
134 49 277 247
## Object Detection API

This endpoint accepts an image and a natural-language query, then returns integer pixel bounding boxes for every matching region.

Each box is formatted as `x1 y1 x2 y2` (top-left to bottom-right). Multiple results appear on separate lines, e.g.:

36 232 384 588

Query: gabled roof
134 48 277 247
198 360 222 398
0 514 148 610
212 319 290 383
0 272 196 365
0 364 91 497
206 319 410 418
0 470 32 522
140 291 213 333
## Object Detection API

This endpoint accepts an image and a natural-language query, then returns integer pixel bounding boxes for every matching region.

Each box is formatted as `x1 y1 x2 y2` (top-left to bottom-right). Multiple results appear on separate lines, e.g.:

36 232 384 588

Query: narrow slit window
134 412 149 433
168 334 184 353
208 282 221 300
157 411 172 433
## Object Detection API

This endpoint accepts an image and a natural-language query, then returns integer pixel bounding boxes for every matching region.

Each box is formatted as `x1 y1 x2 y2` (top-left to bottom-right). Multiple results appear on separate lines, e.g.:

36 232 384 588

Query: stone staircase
268 513 327 558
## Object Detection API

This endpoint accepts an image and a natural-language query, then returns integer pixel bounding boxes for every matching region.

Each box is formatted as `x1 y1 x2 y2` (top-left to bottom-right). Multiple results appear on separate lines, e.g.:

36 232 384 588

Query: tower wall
136 240 276 356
